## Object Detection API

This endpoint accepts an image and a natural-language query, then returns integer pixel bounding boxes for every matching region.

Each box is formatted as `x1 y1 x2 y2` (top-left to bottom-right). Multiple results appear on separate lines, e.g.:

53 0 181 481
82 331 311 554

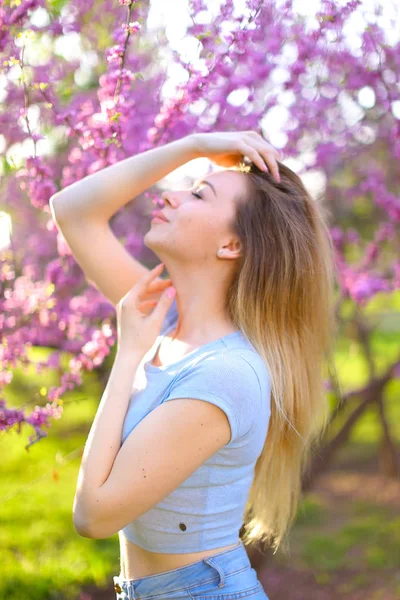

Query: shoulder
179 347 260 379
202 347 267 383
168 348 264 411
231 348 271 391
209 348 262 380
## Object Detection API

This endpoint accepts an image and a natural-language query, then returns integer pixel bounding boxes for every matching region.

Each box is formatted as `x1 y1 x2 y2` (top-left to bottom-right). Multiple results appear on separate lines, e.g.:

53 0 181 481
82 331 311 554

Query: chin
143 233 166 255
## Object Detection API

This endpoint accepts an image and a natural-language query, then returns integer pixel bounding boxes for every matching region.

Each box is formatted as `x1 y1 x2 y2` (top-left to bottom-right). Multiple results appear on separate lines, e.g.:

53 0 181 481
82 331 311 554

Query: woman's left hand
116 263 176 357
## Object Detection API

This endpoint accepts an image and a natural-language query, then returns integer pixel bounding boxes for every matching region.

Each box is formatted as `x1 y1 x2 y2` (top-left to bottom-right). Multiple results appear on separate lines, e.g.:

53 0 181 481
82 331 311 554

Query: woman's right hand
191 131 282 182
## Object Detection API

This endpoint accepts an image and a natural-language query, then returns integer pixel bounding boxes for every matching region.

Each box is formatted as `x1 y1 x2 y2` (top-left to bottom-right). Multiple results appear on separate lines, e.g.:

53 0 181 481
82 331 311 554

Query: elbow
73 505 110 539
74 524 94 539
49 194 69 223
72 490 118 539
73 510 95 538
73 495 97 538
73 518 110 540
73 511 119 539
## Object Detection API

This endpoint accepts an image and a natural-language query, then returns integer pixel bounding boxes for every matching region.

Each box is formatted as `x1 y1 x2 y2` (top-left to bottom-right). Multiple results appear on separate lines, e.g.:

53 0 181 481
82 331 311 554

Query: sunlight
0 212 12 251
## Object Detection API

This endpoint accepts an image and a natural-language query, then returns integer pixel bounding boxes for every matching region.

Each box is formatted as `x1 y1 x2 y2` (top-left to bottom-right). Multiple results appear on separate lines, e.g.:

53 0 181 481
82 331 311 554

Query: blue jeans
113 540 269 599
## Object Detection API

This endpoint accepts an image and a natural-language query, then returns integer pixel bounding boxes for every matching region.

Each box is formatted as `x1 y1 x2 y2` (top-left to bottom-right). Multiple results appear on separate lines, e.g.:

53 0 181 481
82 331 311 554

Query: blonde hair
227 160 338 555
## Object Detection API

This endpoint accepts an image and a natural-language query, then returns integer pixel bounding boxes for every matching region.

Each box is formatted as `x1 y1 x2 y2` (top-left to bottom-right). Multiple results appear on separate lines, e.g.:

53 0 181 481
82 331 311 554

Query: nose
160 190 178 208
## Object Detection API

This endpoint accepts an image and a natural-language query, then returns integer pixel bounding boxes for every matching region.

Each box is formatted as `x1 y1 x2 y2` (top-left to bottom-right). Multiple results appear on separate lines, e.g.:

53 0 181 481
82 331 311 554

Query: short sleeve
160 296 178 336
162 352 262 443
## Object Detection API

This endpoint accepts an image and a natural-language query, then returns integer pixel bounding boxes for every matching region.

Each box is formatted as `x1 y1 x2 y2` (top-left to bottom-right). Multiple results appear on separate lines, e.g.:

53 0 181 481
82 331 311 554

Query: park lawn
1 320 399 600
1 348 119 600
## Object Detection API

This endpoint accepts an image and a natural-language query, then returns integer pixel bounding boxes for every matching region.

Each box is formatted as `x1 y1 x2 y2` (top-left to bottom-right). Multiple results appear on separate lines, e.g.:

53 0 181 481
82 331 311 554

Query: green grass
1 301 400 599
294 502 400 571
0 348 119 600
1 432 119 599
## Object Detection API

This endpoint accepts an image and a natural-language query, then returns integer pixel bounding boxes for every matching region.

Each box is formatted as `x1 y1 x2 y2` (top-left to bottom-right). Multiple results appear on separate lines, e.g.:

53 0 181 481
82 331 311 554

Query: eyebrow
194 179 217 197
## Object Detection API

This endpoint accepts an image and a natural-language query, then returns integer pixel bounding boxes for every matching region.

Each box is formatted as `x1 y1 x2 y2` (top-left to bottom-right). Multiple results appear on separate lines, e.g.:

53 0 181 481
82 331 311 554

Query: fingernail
167 287 176 298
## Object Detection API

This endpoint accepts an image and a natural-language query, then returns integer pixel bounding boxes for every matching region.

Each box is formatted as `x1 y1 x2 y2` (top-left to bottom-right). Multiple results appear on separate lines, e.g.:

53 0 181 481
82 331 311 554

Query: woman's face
144 169 248 264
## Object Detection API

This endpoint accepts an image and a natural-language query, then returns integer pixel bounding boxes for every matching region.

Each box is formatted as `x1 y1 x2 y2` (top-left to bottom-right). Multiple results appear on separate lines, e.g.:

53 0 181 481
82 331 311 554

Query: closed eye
191 191 202 199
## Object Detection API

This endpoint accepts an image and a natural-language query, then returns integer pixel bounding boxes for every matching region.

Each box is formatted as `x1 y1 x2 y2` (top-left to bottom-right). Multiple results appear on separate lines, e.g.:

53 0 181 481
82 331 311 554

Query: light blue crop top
119 297 271 553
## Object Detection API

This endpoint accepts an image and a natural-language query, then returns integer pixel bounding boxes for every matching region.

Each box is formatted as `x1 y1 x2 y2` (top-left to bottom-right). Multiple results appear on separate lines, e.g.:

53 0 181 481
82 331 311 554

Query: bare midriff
119 534 240 579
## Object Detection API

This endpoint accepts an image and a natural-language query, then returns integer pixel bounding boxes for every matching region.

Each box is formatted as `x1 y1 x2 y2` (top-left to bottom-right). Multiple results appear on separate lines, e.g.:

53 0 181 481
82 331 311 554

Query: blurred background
1 0 399 599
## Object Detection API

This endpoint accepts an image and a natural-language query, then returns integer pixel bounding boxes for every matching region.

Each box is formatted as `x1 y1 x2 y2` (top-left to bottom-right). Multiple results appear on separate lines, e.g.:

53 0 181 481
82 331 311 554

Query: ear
219 239 242 259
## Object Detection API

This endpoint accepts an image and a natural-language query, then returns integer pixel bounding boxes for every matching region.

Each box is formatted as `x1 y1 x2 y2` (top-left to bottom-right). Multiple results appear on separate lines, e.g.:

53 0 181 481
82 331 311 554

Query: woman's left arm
73 262 175 535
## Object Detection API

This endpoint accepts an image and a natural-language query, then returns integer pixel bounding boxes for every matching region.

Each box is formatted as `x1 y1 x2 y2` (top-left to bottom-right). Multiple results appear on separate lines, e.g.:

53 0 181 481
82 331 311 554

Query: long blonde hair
227 160 338 555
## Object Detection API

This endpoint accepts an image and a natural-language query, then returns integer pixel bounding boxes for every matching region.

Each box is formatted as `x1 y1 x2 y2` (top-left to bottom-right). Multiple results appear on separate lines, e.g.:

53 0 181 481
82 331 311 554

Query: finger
246 132 281 159
141 292 167 305
264 153 280 182
147 278 172 291
142 278 172 302
239 142 269 173
251 142 281 182
152 286 176 321
250 143 281 182
272 149 282 160
136 263 165 297
137 299 158 316
139 299 158 309
240 142 280 182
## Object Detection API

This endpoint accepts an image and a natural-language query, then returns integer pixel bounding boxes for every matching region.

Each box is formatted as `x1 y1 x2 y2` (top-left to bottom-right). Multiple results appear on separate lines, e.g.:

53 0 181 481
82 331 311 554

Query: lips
152 210 169 222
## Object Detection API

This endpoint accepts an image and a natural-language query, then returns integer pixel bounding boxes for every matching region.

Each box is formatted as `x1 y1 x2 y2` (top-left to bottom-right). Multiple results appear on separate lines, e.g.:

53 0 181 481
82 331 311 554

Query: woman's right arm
50 135 199 222
49 135 199 307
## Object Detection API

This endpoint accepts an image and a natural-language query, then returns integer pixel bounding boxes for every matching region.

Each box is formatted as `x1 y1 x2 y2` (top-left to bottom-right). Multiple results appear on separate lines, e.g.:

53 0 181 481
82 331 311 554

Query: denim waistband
113 540 249 599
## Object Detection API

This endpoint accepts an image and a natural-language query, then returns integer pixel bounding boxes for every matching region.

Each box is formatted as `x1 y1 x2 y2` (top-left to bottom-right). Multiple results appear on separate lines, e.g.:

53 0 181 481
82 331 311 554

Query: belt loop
113 576 123 598
113 577 136 600
128 582 136 600
203 556 226 588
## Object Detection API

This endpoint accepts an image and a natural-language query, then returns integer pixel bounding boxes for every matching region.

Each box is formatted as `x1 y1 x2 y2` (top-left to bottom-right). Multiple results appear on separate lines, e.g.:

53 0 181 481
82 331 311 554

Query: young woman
50 131 336 599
